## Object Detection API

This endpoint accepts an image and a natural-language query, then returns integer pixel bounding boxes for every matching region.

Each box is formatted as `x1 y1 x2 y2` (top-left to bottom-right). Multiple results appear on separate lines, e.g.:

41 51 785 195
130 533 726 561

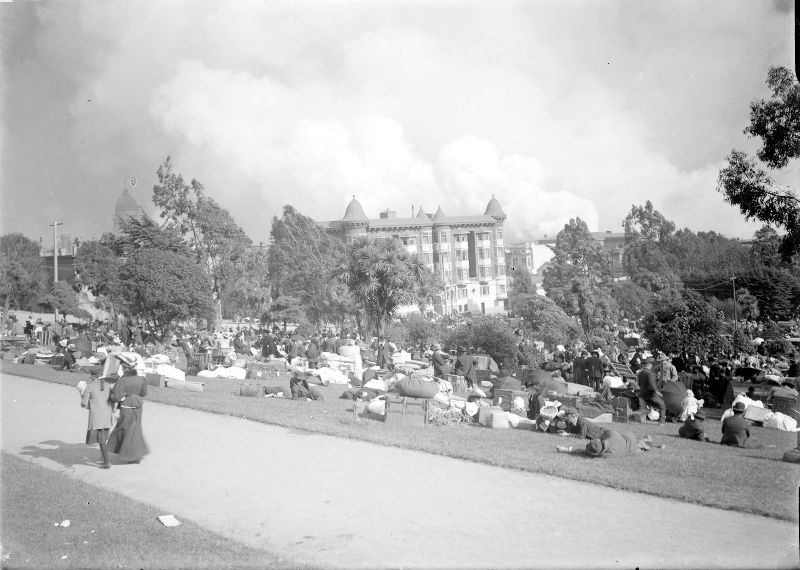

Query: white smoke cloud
5 0 790 243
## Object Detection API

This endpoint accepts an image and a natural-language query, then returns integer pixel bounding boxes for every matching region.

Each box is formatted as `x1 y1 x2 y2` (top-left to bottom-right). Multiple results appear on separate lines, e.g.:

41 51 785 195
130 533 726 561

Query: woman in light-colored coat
81 375 115 469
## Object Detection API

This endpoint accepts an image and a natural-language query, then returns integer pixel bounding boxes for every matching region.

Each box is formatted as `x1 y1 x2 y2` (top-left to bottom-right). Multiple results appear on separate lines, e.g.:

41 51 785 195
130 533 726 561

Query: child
81 374 116 469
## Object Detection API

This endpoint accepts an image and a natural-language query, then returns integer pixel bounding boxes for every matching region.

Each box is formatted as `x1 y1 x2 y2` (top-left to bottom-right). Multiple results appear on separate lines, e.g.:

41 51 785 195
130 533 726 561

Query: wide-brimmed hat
586 439 604 457
114 353 136 367
732 401 746 412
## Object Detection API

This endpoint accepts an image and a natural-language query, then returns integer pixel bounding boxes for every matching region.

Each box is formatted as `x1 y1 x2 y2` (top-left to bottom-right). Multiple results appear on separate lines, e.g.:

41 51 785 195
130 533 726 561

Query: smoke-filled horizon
0 0 794 245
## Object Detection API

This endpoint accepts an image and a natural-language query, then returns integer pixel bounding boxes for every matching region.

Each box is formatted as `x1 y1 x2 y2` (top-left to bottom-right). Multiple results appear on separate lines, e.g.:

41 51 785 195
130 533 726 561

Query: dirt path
2 373 797 569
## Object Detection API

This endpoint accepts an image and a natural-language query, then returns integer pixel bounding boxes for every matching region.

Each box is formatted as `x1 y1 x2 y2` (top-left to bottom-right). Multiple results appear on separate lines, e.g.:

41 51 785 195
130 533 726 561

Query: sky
0 0 795 247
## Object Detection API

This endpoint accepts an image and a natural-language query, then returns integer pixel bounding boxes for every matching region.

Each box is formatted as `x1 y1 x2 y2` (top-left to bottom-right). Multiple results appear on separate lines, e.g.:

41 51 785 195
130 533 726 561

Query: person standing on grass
106 355 149 464
637 359 666 425
721 401 762 449
81 373 116 469
454 346 478 390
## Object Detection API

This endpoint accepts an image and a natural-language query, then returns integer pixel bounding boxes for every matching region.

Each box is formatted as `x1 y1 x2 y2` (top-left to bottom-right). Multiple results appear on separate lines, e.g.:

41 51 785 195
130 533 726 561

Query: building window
438 252 450 264
440 232 449 244
496 229 503 240
457 269 467 281
401 236 416 246
458 288 467 300
498 284 506 294
444 270 452 282
496 266 505 276
421 252 432 263
479 266 488 278
422 232 431 245
480 285 490 296
496 247 504 259
478 248 486 260
477 232 489 241
455 233 468 243
457 250 468 261
526 257 532 267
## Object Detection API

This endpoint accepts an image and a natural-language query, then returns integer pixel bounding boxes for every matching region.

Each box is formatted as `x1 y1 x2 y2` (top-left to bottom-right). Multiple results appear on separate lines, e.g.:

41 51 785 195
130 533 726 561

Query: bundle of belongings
720 393 799 432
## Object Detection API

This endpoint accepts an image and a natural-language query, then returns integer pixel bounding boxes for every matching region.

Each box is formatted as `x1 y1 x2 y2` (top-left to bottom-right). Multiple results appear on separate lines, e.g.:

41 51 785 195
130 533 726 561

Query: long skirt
107 407 149 462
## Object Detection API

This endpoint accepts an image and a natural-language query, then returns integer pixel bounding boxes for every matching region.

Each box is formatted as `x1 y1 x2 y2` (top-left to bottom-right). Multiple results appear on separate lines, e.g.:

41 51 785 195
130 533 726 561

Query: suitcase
612 396 631 423
239 383 264 397
145 373 164 387
384 394 428 426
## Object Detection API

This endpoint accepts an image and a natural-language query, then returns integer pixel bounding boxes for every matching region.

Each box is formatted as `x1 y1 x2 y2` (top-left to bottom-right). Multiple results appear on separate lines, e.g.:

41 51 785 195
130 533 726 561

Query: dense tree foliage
443 316 519 367
118 248 212 332
510 293 581 347
269 205 348 327
341 236 441 337
610 280 654 320
222 247 271 321
0 233 46 313
643 290 723 356
152 157 251 327
718 66 799 263
543 218 618 337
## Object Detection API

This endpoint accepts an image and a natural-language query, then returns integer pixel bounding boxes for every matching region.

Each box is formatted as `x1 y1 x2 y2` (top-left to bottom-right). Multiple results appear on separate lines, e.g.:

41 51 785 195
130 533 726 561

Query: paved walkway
2 373 798 569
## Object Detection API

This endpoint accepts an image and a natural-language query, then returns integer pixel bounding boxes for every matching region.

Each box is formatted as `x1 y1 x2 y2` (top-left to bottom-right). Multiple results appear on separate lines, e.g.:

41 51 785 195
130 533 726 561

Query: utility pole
50 221 63 322
731 275 737 335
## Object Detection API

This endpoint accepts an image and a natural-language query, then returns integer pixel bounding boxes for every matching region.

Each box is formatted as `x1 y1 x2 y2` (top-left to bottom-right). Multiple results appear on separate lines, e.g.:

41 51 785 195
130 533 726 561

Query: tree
152 157 252 327
443 316 519 367
118 248 212 333
222 247 271 321
750 225 787 269
74 239 123 317
0 233 45 312
718 66 800 262
510 293 581 347
622 202 679 292
37 281 81 317
542 218 618 337
265 295 307 331
509 268 535 301
269 205 350 327
643 290 723 356
610 280 654 320
341 236 438 337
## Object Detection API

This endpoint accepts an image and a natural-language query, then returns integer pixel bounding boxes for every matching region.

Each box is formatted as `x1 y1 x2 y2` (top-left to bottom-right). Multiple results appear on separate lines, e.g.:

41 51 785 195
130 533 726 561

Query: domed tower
113 178 143 233
484 195 506 222
341 195 369 241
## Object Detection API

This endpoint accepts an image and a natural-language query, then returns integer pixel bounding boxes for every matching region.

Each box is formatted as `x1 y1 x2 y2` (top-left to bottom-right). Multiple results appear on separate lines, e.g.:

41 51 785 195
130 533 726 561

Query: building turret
484 195 506 221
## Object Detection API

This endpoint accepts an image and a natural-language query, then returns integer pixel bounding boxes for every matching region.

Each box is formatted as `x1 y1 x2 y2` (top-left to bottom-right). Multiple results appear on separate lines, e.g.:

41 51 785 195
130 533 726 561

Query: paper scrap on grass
157 515 181 527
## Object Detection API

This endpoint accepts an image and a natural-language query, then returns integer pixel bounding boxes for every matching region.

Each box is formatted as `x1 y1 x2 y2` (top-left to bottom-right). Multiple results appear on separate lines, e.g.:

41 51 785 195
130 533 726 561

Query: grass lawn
3 361 799 522
0 452 306 569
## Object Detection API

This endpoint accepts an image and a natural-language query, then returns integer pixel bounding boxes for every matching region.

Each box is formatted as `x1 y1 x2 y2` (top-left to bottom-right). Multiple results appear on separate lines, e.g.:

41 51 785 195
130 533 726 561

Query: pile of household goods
335 361 622 430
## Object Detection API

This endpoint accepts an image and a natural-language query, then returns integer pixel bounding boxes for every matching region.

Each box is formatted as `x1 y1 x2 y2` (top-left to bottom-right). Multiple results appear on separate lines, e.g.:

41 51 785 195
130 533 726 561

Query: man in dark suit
454 346 478 389
637 359 666 425
430 343 450 378
721 402 762 448
584 349 605 392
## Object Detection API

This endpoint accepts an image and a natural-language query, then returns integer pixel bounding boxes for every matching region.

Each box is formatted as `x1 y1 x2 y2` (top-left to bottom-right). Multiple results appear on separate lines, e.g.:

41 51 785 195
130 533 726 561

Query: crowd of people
3 309 800 465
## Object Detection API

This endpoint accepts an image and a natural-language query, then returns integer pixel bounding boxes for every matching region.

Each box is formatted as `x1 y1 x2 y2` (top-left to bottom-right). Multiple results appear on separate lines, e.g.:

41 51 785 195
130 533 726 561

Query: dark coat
455 353 478 384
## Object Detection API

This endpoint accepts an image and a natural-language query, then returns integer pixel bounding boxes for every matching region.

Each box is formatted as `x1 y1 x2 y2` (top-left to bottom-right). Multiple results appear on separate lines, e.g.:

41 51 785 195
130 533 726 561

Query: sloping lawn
3 361 798 522
1 452 305 569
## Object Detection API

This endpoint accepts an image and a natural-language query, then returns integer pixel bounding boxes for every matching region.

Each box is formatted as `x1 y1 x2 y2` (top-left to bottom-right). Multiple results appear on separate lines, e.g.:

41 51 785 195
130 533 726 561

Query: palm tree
340 236 439 338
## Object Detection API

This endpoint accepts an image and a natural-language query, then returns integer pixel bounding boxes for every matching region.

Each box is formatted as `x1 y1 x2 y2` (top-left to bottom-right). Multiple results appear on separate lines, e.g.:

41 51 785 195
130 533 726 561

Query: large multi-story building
323 196 509 315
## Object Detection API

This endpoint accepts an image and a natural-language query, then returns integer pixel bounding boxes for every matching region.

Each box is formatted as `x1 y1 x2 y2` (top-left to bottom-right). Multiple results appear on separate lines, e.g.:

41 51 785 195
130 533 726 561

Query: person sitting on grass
562 407 608 440
555 429 664 457
720 401 762 449
678 410 709 441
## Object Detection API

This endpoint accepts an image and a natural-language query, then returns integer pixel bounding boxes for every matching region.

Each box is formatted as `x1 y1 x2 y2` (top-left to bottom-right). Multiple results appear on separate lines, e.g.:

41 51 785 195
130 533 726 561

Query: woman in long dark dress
106 355 149 464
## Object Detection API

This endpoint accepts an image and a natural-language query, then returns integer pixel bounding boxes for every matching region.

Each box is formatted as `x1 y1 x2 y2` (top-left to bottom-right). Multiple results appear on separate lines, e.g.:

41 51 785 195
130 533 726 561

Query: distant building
113 178 144 233
323 196 508 315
